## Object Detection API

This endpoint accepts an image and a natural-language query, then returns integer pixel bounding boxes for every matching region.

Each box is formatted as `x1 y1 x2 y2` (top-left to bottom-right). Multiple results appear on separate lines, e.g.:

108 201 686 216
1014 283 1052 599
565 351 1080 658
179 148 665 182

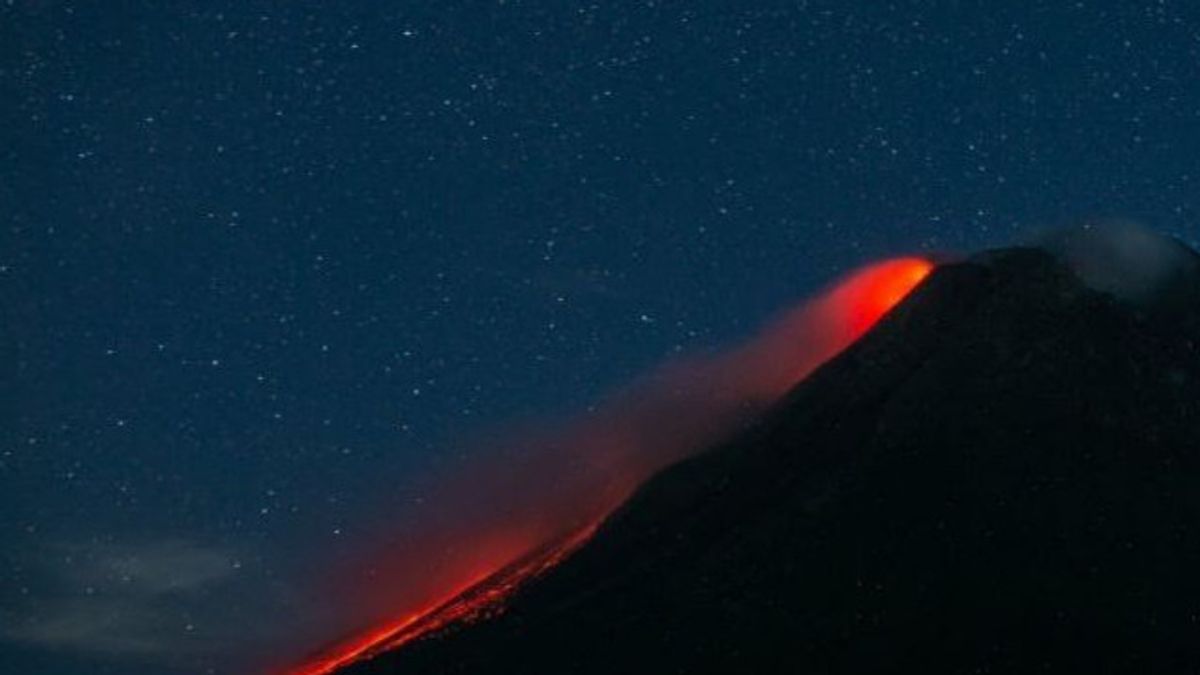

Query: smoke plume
284 256 933 675
1040 221 1199 303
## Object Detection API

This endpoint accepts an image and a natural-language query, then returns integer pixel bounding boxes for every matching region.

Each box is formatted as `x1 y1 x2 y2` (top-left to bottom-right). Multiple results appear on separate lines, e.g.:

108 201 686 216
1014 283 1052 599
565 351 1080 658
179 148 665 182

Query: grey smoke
1040 221 1200 303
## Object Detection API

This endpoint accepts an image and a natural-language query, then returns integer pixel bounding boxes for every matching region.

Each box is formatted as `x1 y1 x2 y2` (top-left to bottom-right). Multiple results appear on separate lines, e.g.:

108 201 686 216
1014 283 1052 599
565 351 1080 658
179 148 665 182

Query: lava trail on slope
283 524 600 675
281 256 934 675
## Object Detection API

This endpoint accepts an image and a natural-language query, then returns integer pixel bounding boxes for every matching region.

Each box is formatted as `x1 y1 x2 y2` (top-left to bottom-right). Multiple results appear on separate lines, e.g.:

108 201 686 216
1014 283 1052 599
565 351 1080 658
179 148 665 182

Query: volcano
337 233 1200 674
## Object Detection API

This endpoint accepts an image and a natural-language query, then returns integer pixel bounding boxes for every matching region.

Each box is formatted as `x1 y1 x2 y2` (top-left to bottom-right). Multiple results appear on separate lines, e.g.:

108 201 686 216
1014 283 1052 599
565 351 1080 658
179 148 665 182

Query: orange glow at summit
833 257 936 338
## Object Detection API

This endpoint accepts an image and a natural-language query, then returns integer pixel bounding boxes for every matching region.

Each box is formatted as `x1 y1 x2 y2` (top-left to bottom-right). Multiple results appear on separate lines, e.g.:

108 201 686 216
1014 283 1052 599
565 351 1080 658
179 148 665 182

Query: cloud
0 538 283 670
1041 220 1200 302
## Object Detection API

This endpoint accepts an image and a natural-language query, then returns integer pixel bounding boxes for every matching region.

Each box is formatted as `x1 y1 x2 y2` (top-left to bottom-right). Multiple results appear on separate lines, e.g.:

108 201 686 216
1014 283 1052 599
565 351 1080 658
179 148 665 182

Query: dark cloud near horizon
1 538 306 672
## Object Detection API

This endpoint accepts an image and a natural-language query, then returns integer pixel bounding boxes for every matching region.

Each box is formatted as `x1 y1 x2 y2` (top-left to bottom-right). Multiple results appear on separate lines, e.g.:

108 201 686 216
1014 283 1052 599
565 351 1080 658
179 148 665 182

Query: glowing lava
835 257 938 338
281 256 933 675
283 523 600 675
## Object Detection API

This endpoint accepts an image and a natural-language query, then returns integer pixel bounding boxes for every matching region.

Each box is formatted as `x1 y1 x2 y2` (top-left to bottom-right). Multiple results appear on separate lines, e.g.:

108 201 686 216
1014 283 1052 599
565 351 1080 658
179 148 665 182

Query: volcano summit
331 230 1200 674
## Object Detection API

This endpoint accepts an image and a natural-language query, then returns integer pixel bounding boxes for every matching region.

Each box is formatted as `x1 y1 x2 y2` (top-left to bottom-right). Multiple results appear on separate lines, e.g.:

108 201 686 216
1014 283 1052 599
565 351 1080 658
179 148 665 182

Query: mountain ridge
345 239 1200 674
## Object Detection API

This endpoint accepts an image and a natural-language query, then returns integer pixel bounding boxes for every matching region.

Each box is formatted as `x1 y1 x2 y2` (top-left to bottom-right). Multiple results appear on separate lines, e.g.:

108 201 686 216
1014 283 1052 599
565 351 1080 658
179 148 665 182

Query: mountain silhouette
342 233 1200 674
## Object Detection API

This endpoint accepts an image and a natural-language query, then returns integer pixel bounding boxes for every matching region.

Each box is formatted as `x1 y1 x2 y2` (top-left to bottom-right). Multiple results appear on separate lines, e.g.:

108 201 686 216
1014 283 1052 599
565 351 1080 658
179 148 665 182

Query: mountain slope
345 243 1200 674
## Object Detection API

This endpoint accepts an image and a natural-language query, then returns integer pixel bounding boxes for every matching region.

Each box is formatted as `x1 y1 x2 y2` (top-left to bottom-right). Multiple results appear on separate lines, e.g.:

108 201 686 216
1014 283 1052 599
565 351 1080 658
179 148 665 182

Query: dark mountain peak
345 236 1200 675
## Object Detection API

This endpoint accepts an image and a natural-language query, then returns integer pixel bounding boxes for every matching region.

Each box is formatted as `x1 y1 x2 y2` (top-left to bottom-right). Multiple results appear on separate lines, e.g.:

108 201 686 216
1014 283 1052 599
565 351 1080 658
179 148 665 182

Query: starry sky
3 2 1199 674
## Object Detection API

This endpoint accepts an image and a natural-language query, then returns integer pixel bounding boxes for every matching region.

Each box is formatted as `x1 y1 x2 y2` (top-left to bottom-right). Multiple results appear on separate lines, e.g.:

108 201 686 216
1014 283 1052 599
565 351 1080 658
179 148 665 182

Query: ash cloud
1040 220 1200 303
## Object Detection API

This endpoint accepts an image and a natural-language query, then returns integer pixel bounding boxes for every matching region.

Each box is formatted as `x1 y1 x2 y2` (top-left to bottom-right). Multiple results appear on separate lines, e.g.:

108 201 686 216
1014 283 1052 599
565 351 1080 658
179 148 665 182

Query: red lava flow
281 256 934 675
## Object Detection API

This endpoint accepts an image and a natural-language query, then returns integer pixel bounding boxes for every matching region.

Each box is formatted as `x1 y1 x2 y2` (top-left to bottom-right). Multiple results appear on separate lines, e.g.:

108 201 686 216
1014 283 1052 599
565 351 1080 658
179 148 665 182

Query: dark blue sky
3 2 1199 673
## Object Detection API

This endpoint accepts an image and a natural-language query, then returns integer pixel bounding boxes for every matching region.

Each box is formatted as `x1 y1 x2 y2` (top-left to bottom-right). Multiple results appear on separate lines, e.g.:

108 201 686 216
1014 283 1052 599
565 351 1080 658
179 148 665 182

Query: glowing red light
279 256 934 675
833 257 935 338
281 524 601 675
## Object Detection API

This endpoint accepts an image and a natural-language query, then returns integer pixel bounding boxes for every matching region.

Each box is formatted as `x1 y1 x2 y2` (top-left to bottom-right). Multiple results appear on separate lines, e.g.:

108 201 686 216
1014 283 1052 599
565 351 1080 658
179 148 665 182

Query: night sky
3 2 1200 674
